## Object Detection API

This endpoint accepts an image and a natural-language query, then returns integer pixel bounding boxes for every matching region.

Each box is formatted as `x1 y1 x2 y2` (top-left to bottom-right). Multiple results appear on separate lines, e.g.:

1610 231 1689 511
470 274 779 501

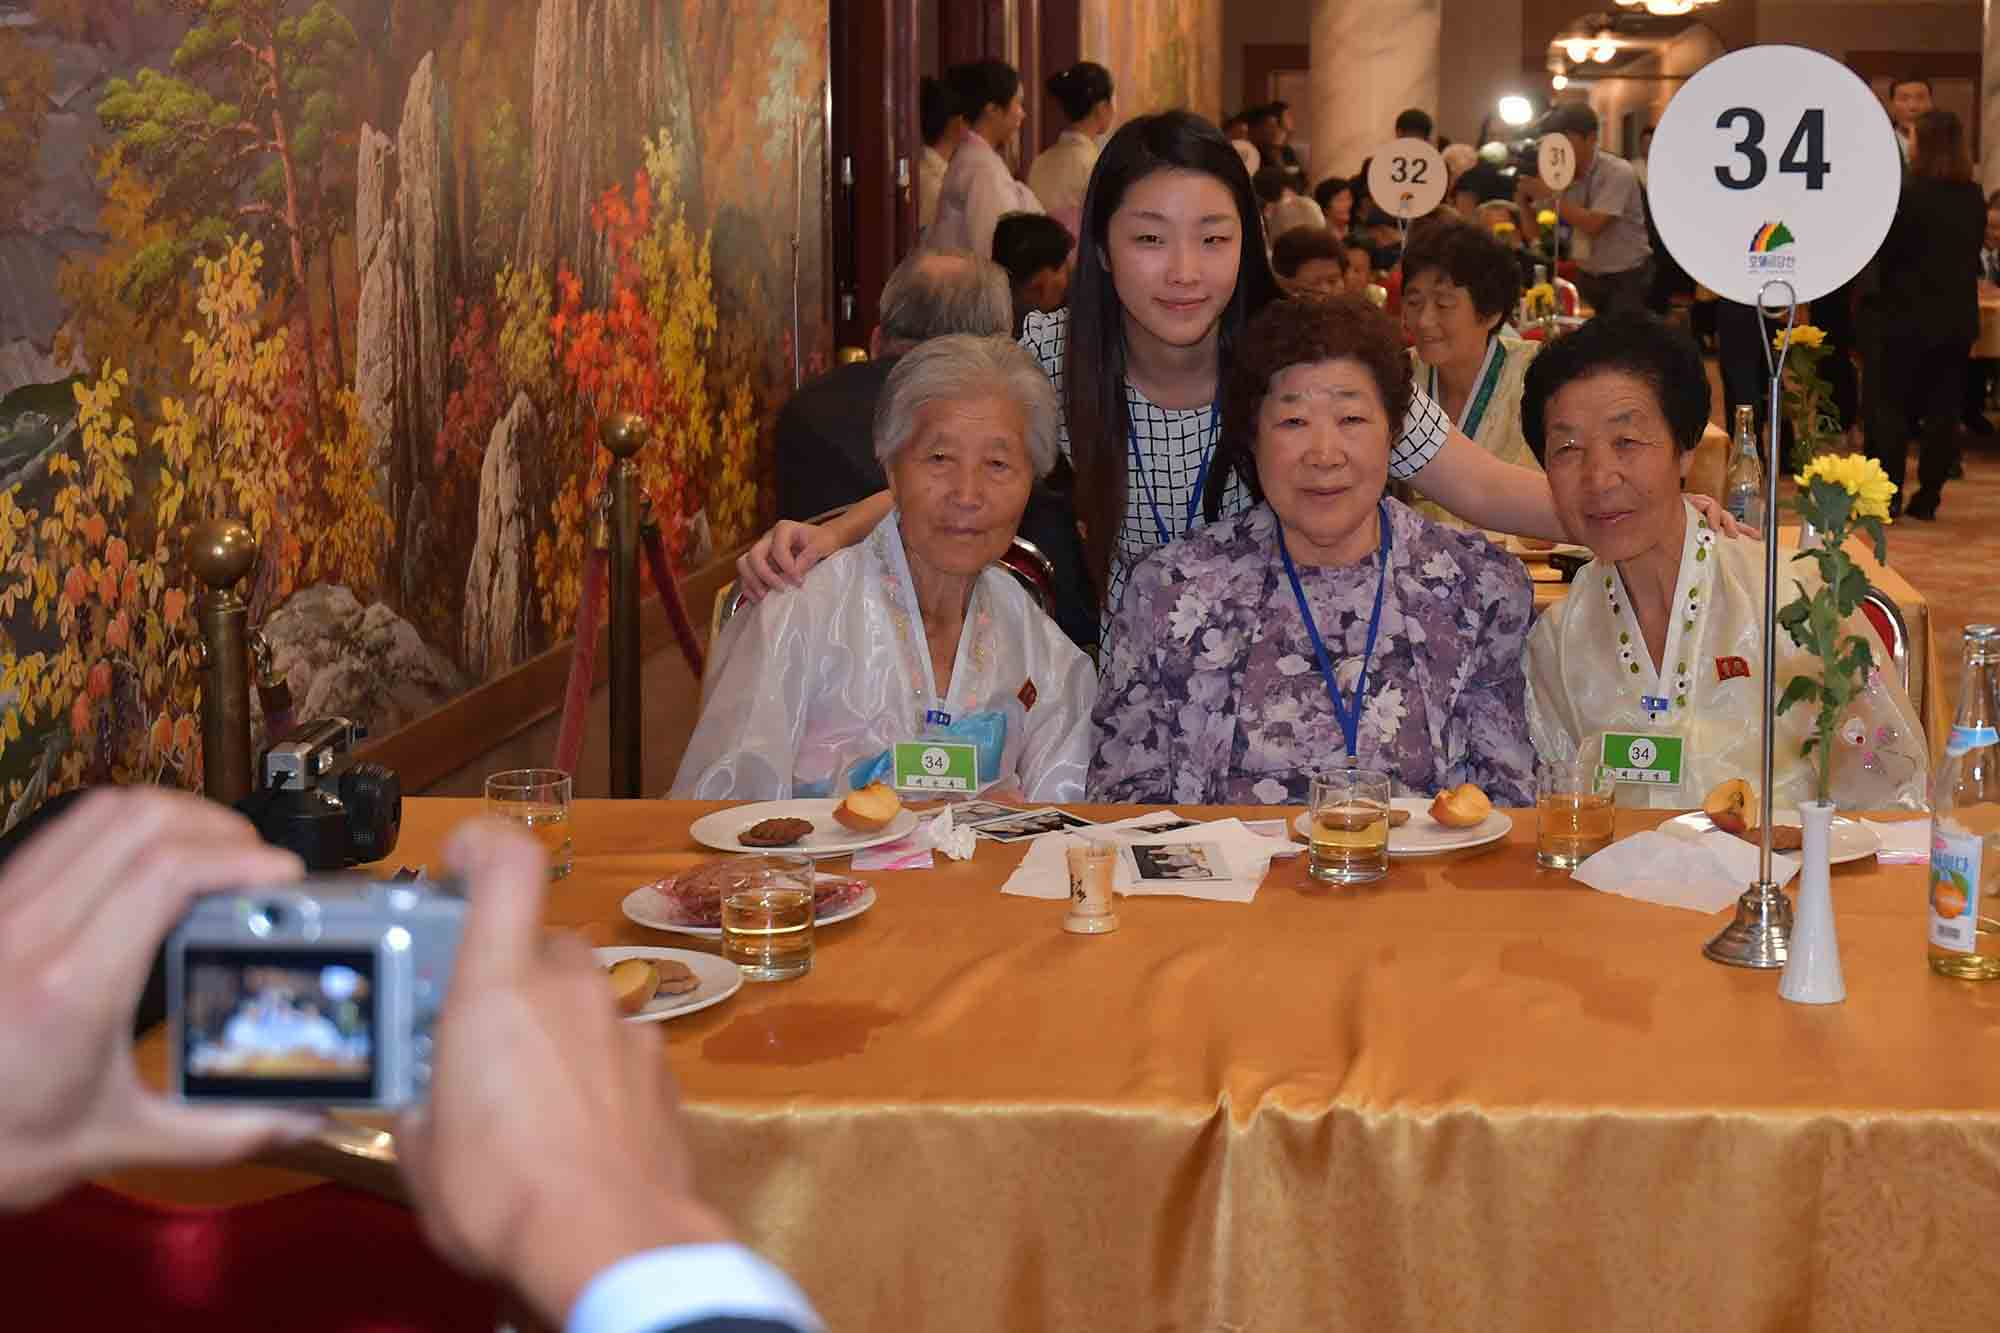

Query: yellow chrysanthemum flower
1797 453 1896 521
1772 324 1826 352
1536 209 1557 228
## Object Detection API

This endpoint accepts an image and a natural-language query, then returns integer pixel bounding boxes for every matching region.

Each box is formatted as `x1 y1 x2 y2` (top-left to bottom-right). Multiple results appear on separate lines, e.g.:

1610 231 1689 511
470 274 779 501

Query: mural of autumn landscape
0 0 827 820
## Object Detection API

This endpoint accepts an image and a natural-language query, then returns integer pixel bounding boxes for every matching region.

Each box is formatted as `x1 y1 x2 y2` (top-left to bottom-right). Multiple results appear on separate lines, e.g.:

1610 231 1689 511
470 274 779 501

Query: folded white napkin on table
999 813 1296 903
1571 829 1798 914
1863 816 1930 865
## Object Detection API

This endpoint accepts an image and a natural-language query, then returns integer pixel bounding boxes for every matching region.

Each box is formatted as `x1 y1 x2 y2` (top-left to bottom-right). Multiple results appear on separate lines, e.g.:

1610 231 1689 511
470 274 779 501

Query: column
1310 0 1442 181
1986 0 2000 192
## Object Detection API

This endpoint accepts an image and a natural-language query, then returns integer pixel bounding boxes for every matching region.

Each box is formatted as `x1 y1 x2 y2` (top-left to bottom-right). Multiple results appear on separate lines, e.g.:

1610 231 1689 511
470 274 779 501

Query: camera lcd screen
180 947 377 1102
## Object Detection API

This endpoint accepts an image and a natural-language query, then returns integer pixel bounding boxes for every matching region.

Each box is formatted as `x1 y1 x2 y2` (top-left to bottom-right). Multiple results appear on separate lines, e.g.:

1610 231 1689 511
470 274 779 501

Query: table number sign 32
1648 44 1900 306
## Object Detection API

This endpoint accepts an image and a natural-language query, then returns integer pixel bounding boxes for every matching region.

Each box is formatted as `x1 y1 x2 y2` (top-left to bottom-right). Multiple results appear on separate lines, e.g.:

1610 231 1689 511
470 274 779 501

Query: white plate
1663 810 1881 865
593 947 742 1023
620 881 877 940
688 800 920 857
1295 796 1513 856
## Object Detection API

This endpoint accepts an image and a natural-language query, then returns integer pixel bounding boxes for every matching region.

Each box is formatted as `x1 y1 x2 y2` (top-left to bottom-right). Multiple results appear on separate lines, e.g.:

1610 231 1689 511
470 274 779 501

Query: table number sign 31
1648 44 1900 306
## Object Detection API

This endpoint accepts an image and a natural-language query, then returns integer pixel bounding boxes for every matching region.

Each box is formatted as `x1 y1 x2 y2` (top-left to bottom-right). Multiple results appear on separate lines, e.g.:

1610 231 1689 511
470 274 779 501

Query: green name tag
1600 732 1685 786
892 741 978 794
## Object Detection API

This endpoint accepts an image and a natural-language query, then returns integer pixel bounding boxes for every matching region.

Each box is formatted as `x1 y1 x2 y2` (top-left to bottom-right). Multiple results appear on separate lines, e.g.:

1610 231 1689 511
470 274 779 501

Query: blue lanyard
1128 403 1220 546
1280 501 1393 760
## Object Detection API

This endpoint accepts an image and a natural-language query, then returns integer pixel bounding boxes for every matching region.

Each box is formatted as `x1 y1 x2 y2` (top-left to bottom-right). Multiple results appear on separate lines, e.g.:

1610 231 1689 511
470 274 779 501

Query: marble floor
1869 433 2000 718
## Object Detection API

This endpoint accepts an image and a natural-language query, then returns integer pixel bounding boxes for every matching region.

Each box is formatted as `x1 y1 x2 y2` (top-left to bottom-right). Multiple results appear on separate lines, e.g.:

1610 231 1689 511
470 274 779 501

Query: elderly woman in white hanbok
1522 312 1928 810
672 335 1095 801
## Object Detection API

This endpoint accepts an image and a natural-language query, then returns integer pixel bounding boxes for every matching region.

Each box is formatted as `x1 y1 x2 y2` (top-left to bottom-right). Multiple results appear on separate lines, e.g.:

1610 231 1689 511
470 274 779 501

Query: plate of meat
621 858 876 938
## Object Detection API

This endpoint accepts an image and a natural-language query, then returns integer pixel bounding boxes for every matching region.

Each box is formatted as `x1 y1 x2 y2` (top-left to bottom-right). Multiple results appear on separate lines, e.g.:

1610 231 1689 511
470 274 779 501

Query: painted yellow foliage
154 236 389 617
0 233 389 799
0 365 202 791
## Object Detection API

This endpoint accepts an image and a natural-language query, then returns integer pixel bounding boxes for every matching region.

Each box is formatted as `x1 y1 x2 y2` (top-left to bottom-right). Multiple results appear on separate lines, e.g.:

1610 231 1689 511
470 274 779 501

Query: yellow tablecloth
122 799 2000 1330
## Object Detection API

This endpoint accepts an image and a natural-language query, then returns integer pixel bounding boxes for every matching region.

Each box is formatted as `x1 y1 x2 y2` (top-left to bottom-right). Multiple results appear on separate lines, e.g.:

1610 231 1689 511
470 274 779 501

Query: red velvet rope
552 547 607 775
640 522 706 680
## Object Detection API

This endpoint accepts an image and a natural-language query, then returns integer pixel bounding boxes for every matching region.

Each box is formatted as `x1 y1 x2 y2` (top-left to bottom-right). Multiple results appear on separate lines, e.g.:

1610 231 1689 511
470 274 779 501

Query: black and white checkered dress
1020 308 1453 629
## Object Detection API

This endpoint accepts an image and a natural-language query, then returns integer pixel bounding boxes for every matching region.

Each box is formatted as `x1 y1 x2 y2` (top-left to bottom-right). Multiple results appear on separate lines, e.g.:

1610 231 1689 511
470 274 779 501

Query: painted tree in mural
96 0 362 437
0 28 54 227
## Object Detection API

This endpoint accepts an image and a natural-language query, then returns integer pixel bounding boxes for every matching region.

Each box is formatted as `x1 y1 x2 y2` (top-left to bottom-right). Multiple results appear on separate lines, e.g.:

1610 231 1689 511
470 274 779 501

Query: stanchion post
188 517 258 805
605 413 646 798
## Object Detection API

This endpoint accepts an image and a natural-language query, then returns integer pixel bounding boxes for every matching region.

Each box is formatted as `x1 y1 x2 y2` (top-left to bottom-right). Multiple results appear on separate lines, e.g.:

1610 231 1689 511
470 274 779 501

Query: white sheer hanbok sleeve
667 577 824 800
1012 619 1097 803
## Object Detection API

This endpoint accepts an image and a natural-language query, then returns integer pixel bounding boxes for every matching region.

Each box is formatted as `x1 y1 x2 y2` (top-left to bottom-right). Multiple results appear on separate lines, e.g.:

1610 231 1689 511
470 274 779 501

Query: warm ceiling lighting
1563 37 1593 63
1552 73 1569 91
1498 95 1534 127
1616 0 1710 13
1591 36 1617 63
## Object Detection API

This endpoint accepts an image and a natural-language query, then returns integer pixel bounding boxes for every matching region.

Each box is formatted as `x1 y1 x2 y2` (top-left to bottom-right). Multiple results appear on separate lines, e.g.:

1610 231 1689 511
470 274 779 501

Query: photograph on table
949 800 1035 827
1128 841 1229 883
976 809 1097 842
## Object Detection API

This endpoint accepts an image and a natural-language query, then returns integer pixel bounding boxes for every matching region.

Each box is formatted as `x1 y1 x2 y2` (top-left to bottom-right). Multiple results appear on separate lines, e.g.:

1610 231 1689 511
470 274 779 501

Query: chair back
1859 584 1911 689
995 536 1057 617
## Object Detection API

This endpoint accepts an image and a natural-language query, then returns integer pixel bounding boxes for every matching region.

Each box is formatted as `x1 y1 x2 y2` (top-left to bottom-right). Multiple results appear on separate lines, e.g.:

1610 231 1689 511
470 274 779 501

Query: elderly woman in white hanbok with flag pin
672 335 1095 802
1522 312 1927 810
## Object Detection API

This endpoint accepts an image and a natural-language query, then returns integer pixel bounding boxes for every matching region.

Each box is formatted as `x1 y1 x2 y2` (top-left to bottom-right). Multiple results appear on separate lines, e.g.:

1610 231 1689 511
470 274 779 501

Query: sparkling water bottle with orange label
1929 626 2000 979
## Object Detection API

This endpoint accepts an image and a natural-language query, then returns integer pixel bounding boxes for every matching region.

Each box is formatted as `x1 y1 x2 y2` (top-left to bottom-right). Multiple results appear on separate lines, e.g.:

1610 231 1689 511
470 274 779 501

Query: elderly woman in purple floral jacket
1088 295 1537 805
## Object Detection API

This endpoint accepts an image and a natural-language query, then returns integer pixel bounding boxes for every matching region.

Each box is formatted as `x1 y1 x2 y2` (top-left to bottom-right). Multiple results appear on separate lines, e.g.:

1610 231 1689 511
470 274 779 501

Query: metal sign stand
1704 278 1799 968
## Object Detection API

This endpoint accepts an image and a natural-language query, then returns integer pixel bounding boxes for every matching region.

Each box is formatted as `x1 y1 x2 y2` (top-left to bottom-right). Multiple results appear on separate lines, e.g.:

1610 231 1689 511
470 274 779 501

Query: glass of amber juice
484 768 574 879
1308 768 1391 884
1536 761 1616 869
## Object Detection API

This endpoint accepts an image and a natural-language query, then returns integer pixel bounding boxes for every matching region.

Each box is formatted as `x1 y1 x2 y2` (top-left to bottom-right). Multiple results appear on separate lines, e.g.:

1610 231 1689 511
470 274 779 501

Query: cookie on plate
741 816 814 847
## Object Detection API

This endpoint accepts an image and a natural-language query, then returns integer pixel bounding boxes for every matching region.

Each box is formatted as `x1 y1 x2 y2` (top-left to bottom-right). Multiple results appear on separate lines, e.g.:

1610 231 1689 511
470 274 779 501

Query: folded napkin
1572 829 1798 914
1863 816 1931 865
848 807 982 871
999 814 1294 903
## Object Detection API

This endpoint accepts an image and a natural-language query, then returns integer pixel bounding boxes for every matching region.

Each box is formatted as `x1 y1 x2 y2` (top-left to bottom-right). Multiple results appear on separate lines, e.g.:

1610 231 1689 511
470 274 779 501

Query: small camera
167 877 463 1108
240 717 402 870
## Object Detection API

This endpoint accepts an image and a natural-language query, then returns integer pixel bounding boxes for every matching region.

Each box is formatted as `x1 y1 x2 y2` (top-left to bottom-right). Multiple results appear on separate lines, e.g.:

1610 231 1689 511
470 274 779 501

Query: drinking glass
722 853 816 981
1537 760 1617 869
485 768 574 879
1063 840 1119 934
1308 767 1391 884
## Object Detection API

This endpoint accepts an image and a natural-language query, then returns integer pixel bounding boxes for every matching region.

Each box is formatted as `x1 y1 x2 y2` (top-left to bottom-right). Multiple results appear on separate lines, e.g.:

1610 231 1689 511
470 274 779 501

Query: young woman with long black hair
741 111 1739 631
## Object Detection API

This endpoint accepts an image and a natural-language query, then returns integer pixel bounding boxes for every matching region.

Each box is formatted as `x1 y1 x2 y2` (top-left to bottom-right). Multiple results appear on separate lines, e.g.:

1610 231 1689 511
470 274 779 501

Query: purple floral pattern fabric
1087 499 1537 806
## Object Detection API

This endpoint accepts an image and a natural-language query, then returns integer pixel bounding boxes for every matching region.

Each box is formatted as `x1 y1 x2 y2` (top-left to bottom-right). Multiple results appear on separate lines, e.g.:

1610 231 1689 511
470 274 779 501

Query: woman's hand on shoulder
1688 492 1759 540
735 520 841 601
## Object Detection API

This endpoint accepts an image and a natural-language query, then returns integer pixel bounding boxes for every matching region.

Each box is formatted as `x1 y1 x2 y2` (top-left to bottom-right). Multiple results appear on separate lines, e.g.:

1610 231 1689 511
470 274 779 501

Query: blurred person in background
1029 61 1115 225
918 76 965 234
1533 104 1651 317
994 211 1075 335
1313 175 1355 237
1398 220 1539 528
1866 108 1985 520
1888 74 1933 159
1271 225 1347 298
1264 192 1327 247
1962 193 2000 436
930 60 1042 260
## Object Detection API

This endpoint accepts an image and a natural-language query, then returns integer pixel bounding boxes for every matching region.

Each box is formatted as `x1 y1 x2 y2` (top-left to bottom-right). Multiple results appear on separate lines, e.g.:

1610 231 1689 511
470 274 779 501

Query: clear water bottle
1724 405 1764 527
1929 625 2000 980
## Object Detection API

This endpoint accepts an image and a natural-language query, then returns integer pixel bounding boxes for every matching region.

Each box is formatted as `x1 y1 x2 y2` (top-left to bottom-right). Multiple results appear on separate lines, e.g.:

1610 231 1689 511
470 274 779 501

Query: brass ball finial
187 517 257 590
605 412 649 460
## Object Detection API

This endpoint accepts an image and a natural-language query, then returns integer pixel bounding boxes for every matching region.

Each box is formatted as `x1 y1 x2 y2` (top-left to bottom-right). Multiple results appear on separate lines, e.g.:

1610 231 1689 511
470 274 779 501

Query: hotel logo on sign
1746 220 1797 274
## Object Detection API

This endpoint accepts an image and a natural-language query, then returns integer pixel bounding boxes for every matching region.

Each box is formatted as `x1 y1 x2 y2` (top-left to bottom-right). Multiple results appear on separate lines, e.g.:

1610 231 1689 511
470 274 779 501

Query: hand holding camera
0 789 320 1209
394 821 732 1319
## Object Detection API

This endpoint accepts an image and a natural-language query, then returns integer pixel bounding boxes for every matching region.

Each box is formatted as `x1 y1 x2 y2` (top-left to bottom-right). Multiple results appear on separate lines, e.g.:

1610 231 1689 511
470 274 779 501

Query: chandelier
1613 0 1720 14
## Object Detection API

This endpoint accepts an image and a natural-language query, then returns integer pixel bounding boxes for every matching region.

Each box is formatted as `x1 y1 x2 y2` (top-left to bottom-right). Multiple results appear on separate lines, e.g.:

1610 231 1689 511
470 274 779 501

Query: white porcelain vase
1778 799 1845 1004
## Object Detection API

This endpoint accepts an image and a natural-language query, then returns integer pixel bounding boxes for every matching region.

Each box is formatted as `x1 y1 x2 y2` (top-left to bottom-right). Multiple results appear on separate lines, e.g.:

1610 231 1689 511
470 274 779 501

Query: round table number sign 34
1647 43 1901 306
